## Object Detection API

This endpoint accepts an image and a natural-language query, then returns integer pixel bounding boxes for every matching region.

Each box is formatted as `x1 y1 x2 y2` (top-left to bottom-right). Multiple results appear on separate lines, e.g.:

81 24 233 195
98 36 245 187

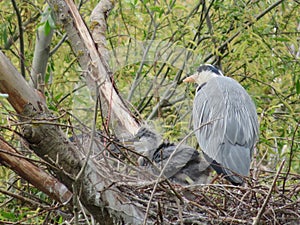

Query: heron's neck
195 71 219 86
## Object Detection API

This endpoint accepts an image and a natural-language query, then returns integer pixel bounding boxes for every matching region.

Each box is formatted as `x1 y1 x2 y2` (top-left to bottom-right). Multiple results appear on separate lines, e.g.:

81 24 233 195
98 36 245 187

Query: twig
283 122 299 193
188 200 219 218
75 83 99 181
50 34 68 56
252 160 285 225
0 188 46 208
3 13 40 50
73 83 99 225
203 0 284 62
142 118 223 225
11 0 25 78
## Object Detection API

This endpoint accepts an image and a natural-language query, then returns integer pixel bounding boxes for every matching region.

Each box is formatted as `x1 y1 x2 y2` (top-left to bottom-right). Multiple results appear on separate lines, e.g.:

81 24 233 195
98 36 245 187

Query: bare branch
252 160 285 225
49 0 140 137
11 0 26 78
29 6 54 91
0 136 72 204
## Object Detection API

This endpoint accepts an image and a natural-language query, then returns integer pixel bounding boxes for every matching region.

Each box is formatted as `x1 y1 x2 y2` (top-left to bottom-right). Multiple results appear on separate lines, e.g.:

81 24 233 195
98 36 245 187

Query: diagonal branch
50 0 140 137
203 0 284 62
0 136 72 204
252 160 285 225
0 51 43 113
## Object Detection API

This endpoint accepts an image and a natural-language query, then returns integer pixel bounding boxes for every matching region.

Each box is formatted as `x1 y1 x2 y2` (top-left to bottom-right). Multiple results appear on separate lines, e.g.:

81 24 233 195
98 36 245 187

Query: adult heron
184 64 259 185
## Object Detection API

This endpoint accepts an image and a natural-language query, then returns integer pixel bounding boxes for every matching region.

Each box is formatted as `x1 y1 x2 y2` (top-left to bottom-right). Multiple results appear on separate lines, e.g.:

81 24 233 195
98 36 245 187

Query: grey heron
135 127 210 185
184 64 259 185
138 142 210 185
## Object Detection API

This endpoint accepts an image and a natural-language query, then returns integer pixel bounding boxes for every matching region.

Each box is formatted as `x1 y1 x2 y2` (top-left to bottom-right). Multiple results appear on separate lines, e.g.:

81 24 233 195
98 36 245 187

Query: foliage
107 0 300 171
0 0 299 224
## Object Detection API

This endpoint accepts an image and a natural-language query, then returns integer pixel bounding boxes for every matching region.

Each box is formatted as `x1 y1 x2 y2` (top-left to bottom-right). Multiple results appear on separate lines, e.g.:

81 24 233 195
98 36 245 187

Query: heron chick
134 127 210 185
138 142 210 185
184 64 259 185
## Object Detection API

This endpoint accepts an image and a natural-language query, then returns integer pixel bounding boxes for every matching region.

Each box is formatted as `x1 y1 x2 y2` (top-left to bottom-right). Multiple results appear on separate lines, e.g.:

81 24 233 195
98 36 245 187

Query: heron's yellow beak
183 75 196 83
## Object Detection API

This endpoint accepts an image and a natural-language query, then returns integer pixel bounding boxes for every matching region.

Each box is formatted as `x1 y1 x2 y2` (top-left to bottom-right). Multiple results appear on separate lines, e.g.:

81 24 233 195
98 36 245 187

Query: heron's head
183 64 223 86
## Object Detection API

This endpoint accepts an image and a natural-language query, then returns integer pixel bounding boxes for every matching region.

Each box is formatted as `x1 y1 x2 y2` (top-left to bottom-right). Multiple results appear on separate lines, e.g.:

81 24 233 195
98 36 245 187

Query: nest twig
91 143 300 225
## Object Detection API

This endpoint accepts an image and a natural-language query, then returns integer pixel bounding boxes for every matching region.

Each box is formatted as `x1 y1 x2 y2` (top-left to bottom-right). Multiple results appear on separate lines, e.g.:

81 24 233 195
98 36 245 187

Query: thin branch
50 33 68 56
143 118 223 224
127 30 158 102
0 188 47 208
252 160 285 225
75 83 99 181
203 0 284 62
3 13 40 50
11 0 26 78
283 122 299 193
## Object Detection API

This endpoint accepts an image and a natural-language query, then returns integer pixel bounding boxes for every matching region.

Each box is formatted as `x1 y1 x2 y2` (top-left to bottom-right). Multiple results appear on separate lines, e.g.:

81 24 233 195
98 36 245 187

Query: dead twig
252 160 285 225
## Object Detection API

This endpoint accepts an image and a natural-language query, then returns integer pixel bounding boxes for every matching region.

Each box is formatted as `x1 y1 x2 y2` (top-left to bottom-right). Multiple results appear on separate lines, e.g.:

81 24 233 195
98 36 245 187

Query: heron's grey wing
193 79 226 158
152 145 199 177
155 145 210 184
222 78 259 150
193 77 258 184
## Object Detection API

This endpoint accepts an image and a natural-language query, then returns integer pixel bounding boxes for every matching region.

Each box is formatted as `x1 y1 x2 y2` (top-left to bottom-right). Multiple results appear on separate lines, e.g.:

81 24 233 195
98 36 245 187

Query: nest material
71 132 300 224
116 174 300 224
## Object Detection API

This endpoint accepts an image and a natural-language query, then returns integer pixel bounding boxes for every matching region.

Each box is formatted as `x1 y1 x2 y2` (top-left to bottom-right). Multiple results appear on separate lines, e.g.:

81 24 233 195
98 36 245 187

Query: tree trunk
0 49 144 223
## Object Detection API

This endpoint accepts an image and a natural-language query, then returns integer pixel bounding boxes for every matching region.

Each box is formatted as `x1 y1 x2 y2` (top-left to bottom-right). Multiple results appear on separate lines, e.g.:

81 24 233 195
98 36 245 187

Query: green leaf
44 20 51 36
149 6 164 15
2 26 8 46
296 78 300 94
272 37 290 42
0 211 16 220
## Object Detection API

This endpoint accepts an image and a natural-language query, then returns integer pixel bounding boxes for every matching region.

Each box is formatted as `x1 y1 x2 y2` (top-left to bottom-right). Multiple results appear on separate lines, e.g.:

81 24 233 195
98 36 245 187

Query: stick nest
93 143 300 225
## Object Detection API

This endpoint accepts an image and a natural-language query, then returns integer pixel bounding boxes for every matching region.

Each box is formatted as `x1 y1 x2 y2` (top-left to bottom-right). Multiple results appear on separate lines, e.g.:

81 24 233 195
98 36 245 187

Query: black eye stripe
197 64 223 76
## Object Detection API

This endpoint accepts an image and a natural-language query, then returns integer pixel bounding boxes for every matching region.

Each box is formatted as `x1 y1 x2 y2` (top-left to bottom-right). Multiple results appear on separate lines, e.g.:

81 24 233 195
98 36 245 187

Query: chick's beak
183 75 196 83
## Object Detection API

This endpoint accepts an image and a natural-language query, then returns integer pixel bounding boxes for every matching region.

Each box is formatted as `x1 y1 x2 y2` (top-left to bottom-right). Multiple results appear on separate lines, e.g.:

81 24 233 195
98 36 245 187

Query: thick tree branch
0 137 72 204
49 0 140 138
0 45 143 225
0 51 43 113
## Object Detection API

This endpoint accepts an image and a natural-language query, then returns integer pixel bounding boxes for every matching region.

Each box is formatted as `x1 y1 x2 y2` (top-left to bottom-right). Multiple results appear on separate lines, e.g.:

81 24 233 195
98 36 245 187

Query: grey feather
193 75 259 185
138 142 210 185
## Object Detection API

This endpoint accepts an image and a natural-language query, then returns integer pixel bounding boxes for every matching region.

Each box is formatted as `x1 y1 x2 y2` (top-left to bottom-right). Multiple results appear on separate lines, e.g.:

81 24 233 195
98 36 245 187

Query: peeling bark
48 0 141 138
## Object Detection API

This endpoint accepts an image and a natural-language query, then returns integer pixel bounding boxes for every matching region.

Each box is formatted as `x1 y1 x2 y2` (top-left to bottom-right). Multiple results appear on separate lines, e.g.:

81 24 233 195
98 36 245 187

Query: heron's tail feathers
204 144 251 185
